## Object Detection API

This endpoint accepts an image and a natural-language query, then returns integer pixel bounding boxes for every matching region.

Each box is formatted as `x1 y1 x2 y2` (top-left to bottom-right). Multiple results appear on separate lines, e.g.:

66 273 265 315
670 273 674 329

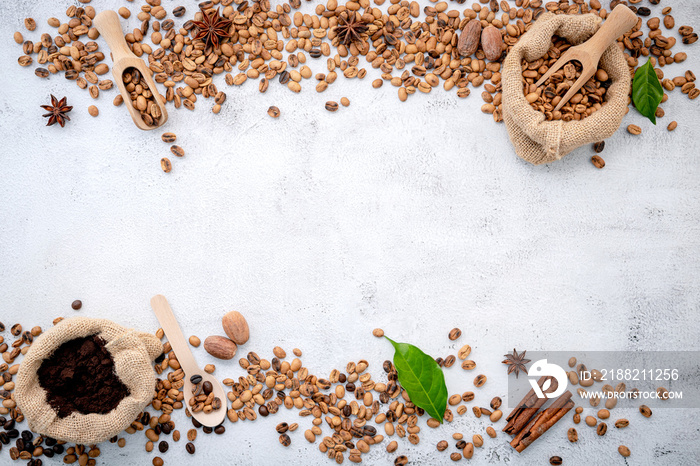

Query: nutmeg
222 311 249 345
481 25 504 61
458 19 482 57
203 335 237 360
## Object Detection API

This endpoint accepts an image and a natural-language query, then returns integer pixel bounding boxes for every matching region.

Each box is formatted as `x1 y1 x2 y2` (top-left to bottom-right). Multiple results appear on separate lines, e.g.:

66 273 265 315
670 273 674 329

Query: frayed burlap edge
502 12 631 165
15 317 162 445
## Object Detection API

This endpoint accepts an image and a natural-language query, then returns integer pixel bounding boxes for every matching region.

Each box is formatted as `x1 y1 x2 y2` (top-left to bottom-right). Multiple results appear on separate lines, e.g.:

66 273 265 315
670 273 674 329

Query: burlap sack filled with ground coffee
15 317 162 444
502 12 631 165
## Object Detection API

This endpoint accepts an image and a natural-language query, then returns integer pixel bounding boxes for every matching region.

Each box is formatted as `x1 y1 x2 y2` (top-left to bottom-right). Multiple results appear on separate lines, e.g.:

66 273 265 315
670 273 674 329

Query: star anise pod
502 349 531 378
334 11 368 46
191 7 232 51
40 95 73 127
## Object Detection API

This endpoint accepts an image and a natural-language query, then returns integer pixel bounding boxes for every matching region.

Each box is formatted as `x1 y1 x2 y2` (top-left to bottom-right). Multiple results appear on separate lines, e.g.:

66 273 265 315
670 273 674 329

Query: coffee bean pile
0 314 670 465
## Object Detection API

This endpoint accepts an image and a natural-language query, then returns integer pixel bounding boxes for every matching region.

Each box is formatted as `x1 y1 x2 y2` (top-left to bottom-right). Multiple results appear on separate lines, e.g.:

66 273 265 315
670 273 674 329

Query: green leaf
385 337 448 423
632 59 664 125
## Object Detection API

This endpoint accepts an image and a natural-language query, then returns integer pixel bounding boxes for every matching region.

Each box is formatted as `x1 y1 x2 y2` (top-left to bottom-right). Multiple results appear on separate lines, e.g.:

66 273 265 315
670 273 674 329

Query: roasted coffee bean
158 441 168 453
639 405 652 417
259 405 269 417
161 133 176 143
448 328 462 340
200 380 212 395
593 141 605 153
567 428 578 443
279 433 291 446
202 426 213 434
615 419 629 428
550 456 563 465
185 442 195 454
10 324 21 336
267 106 280 118
591 155 605 169
682 33 698 45
490 397 502 410
436 440 448 451
474 375 487 387
456 440 467 449
637 7 651 16
618 445 631 457
383 360 393 373
597 422 607 436
170 145 184 157
173 6 186 17
325 101 339 112
190 374 202 385
71 300 82 310
627 124 642 135
394 456 408 466
461 359 476 370
214 425 225 435
160 158 172 173
276 422 289 434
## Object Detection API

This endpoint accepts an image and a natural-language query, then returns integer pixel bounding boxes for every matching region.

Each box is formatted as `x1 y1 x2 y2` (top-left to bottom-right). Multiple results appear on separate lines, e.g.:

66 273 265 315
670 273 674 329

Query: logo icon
528 359 568 399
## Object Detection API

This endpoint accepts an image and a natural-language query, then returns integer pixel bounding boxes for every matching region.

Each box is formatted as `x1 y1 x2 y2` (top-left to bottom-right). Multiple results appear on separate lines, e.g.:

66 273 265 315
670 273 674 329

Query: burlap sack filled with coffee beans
502 12 631 165
15 317 162 444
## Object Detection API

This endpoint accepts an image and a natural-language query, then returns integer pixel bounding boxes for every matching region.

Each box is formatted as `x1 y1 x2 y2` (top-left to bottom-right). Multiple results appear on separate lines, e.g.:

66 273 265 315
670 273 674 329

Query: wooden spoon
93 10 168 130
150 294 226 428
534 4 638 112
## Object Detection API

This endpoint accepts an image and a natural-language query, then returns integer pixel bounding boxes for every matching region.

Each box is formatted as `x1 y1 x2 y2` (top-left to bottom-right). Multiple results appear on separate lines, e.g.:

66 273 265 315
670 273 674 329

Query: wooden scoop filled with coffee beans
94 10 168 130
150 295 226 427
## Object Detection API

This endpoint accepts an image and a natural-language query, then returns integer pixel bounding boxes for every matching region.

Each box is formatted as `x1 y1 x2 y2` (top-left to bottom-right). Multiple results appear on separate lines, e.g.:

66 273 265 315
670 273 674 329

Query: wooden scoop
150 295 226 428
94 10 167 130
535 4 638 112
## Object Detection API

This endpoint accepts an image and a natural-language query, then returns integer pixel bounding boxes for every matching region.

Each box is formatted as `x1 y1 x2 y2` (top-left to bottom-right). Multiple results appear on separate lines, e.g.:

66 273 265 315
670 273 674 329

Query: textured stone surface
0 0 699 464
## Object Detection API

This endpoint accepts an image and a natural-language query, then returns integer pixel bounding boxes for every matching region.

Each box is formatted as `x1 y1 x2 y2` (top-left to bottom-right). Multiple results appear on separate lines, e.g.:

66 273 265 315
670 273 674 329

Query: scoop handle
93 10 134 62
150 295 200 376
588 5 638 59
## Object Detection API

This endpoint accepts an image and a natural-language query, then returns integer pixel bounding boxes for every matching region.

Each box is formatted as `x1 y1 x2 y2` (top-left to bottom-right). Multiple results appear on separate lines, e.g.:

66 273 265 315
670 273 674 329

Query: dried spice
502 348 530 378
191 8 232 51
333 10 368 46
40 95 72 127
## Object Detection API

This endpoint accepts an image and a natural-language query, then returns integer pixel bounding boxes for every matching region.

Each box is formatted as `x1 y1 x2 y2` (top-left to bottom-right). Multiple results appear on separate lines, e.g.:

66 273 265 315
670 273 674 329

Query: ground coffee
37 334 130 418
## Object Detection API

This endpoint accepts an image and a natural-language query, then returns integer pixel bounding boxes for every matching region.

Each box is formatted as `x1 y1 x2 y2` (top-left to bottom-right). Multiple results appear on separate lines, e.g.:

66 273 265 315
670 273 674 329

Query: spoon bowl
150 295 226 428
94 10 168 130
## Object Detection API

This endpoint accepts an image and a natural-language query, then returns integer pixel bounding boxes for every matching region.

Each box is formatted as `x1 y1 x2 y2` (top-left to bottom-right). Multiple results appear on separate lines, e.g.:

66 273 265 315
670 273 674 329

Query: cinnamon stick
510 391 574 453
503 376 558 435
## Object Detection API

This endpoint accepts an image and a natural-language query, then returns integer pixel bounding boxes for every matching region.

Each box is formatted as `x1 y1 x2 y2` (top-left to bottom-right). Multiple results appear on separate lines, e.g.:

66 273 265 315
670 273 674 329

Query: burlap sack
502 12 631 165
15 317 162 444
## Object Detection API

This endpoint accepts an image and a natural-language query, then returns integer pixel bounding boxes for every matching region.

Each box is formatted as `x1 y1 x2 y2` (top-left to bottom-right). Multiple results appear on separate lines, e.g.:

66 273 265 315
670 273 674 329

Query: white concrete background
1 0 699 465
